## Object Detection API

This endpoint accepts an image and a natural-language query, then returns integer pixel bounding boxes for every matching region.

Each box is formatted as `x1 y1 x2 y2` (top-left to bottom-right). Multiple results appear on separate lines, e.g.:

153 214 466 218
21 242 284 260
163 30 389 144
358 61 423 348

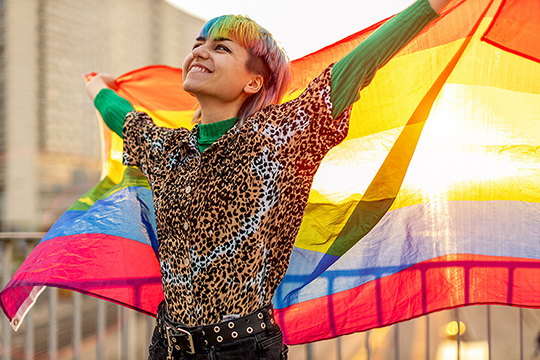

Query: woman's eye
192 43 202 50
216 44 231 52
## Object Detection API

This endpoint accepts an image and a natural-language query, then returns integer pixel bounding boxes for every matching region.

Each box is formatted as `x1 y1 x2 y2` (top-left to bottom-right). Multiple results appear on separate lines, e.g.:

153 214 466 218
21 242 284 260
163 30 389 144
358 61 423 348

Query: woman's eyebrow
213 37 232 42
195 36 232 43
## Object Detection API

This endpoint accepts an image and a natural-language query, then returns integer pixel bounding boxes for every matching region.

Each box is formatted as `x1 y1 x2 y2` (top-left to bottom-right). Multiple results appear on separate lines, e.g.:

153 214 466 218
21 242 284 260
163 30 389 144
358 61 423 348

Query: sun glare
404 84 526 198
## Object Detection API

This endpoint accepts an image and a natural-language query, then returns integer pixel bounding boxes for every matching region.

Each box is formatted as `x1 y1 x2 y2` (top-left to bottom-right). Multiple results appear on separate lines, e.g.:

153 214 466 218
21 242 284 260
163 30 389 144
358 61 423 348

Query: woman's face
182 36 262 104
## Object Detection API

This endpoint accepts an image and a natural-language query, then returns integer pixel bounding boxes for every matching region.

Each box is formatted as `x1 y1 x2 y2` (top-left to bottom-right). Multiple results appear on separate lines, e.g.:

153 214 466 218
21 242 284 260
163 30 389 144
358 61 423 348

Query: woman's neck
200 111 238 124
197 94 247 124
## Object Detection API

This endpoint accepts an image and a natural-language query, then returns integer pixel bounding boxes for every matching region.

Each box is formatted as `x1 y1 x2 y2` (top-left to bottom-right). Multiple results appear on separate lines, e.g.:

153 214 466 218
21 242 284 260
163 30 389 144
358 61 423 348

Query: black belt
158 303 276 358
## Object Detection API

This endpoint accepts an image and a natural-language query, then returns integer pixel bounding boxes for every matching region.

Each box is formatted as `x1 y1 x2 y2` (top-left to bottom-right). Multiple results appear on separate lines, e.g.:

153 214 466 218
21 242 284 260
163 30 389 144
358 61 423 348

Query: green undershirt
197 117 238 152
93 0 437 153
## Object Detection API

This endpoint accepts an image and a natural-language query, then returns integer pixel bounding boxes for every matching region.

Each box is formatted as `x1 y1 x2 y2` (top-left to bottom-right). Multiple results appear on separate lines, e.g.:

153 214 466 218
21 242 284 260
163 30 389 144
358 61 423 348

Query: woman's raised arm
330 0 450 118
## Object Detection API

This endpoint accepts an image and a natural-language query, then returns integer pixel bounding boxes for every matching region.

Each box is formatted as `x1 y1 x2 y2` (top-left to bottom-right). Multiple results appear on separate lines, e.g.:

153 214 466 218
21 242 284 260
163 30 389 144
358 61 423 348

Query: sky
166 0 416 60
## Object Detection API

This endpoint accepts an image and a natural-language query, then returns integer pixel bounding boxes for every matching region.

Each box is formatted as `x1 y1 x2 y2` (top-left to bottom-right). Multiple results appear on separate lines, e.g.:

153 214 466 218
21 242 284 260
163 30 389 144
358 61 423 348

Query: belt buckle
166 324 195 355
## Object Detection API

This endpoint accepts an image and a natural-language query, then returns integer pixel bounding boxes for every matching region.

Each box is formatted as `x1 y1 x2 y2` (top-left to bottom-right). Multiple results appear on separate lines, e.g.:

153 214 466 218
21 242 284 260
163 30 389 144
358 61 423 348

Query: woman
86 0 449 358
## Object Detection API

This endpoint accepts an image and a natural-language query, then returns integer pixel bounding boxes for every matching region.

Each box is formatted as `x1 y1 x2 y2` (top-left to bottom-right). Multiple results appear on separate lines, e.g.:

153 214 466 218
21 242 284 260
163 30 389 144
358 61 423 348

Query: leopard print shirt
123 66 352 326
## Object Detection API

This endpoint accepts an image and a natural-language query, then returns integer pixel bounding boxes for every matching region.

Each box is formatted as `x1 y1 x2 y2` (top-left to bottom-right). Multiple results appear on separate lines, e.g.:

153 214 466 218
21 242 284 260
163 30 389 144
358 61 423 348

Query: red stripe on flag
275 254 540 345
482 0 540 63
1 234 163 321
116 65 197 111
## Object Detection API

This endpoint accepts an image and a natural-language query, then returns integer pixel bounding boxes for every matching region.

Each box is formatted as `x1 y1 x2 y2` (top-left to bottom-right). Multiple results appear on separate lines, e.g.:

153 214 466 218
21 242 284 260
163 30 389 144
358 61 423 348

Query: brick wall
2 0 204 230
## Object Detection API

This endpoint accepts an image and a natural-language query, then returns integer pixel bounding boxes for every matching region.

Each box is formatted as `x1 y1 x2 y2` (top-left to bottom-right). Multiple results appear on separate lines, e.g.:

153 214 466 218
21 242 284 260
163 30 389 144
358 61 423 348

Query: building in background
0 0 204 231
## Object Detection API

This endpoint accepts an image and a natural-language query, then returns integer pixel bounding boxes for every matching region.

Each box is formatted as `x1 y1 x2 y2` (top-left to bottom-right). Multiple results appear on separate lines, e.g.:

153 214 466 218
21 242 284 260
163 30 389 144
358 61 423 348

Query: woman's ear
244 75 264 95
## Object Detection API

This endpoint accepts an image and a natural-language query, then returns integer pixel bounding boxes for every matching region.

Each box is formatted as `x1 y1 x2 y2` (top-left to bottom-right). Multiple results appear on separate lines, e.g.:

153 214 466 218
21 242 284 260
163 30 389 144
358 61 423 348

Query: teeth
190 66 210 73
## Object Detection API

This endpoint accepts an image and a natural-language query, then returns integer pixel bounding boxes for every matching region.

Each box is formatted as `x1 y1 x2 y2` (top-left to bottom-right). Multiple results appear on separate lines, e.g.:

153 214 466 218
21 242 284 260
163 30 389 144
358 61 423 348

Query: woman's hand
85 73 118 101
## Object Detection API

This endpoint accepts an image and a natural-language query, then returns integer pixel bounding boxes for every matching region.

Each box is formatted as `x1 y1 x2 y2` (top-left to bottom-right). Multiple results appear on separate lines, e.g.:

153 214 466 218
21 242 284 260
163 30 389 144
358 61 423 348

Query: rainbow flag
2 0 540 345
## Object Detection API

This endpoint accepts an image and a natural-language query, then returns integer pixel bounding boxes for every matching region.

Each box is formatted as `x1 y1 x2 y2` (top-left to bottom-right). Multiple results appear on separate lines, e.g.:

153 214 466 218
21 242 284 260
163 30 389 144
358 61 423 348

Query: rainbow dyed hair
196 15 291 123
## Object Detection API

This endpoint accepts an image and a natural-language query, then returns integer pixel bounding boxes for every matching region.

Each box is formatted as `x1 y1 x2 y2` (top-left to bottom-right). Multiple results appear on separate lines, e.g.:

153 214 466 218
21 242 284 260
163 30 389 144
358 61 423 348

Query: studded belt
158 303 276 358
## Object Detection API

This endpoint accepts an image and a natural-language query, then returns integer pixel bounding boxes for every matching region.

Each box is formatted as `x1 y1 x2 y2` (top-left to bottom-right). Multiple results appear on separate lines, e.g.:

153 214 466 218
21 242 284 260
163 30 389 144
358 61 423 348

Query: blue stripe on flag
41 186 158 251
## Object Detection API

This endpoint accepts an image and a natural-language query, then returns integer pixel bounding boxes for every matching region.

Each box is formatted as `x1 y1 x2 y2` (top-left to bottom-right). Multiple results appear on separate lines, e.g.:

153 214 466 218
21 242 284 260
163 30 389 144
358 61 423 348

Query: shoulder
298 65 334 100
125 111 189 135
125 110 152 125
270 65 335 120
276 65 334 113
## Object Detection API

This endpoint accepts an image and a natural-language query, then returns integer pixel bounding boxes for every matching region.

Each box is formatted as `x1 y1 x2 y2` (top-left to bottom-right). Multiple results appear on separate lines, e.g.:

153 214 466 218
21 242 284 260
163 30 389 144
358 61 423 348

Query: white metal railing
1 234 540 360
0 232 155 360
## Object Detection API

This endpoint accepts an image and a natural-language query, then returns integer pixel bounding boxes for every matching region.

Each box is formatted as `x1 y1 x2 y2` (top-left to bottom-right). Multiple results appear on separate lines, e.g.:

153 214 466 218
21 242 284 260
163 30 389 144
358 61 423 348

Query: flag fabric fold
2 0 540 345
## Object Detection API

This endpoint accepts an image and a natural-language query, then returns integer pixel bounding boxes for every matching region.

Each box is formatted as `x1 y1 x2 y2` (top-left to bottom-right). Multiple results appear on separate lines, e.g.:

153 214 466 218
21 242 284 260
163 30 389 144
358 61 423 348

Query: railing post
73 291 82 360
336 336 342 360
48 287 58 360
366 330 371 360
306 342 314 360
394 323 400 360
24 308 35 360
24 239 35 360
120 306 129 360
426 314 430 360
2 239 13 360
97 299 106 360
147 314 155 348
487 305 492 360
519 308 524 360
455 308 461 360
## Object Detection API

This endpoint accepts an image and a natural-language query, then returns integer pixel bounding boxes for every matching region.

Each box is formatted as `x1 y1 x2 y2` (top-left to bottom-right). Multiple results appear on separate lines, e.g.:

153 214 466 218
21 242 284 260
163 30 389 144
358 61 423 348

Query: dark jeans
148 302 288 360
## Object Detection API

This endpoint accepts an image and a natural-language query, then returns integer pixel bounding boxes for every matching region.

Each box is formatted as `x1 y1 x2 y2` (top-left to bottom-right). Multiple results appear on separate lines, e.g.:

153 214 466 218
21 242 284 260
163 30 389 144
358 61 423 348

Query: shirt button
184 258 190 266
183 222 189 230
185 186 191 194
187 295 192 304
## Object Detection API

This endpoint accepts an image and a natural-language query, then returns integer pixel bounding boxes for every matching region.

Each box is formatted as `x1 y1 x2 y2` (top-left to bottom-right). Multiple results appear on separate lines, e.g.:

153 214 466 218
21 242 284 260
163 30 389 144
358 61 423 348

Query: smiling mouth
189 65 211 74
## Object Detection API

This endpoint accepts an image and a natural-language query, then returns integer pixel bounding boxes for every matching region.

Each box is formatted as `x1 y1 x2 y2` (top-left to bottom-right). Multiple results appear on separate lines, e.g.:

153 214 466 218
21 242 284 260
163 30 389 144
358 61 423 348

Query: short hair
196 15 291 124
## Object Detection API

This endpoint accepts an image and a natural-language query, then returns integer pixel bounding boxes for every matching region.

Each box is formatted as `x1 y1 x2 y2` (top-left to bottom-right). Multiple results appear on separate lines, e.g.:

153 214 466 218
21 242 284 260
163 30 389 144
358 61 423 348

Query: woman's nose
192 44 209 59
